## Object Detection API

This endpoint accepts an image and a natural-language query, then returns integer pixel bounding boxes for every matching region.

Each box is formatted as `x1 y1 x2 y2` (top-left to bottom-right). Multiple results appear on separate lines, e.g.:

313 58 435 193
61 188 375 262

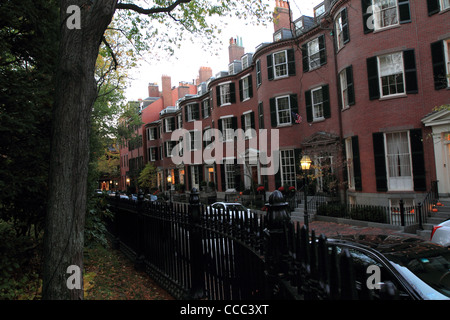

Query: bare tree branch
116 0 192 15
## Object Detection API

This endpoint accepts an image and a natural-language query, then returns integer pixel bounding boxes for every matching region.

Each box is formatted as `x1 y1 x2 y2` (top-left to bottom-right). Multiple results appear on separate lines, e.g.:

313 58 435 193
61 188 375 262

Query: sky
124 0 318 101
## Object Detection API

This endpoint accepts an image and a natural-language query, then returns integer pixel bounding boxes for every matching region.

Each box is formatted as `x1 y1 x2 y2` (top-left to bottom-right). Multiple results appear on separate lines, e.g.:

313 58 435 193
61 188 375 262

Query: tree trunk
42 0 116 300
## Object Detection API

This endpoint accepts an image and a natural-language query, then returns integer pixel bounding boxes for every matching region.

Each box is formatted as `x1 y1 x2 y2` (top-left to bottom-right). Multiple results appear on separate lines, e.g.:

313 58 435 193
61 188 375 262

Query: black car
327 235 450 300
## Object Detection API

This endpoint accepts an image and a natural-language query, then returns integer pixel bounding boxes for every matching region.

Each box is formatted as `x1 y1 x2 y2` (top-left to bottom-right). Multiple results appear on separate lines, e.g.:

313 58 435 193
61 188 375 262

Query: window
385 131 413 191
275 96 291 126
221 117 235 141
267 49 295 80
164 117 175 132
239 75 253 101
378 52 405 97
202 98 210 118
242 112 255 139
335 8 349 51
177 114 183 129
242 55 249 69
189 131 200 151
314 3 325 18
305 85 330 122
256 60 262 86
280 150 296 187
165 141 176 158
367 50 418 99
216 82 236 106
315 155 334 192
225 162 236 190
149 147 157 161
431 39 450 90
148 127 157 140
363 0 411 34
186 103 200 121
302 35 326 72
428 0 450 15
373 0 399 30
345 138 355 190
258 102 264 129
274 51 288 78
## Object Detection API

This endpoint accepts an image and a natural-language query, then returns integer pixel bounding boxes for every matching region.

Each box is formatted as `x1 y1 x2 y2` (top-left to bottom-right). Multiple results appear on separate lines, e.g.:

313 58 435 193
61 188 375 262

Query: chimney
161 75 173 108
228 37 245 64
273 0 292 32
148 82 159 98
198 66 212 84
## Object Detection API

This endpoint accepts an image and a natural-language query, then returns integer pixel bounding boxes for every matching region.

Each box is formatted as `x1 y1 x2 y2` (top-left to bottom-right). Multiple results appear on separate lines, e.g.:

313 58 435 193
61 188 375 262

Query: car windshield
385 245 450 299
225 204 246 211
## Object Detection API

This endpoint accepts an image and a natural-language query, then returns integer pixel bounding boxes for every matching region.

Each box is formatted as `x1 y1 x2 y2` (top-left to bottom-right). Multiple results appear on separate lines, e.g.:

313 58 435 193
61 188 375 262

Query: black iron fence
106 189 399 300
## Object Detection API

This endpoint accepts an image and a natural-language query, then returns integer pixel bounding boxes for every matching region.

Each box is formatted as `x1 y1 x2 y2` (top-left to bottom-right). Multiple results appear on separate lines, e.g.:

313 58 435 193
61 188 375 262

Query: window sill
373 23 401 34
220 103 231 107
312 118 325 123
379 93 407 101
439 7 450 14
277 123 292 128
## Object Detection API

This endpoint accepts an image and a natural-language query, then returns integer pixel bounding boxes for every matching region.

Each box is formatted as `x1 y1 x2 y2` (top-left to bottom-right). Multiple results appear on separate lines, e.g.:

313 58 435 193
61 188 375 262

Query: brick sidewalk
298 220 425 240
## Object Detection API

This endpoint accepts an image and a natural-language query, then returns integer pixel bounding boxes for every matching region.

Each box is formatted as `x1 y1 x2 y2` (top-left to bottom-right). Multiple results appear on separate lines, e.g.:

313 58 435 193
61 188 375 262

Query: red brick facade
120 0 450 205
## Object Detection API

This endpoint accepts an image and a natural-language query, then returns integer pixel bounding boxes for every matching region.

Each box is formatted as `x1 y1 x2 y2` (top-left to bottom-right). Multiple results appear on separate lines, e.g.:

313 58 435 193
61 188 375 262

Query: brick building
120 0 450 206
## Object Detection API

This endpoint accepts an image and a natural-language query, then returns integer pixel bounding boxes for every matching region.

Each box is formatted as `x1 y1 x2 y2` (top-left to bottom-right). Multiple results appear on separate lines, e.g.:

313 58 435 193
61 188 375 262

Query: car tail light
430 226 442 240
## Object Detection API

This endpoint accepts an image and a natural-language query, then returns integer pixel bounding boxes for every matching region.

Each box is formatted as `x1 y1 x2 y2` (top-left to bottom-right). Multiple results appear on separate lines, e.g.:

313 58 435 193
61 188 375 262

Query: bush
349 205 387 224
316 202 348 218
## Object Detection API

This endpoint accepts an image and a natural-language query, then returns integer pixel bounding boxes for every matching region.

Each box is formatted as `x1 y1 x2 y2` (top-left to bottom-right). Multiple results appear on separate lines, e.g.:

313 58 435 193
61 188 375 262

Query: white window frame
202 98 210 118
189 130 200 151
307 38 321 70
275 95 291 127
339 69 349 109
243 112 254 139
177 114 183 129
377 52 405 97
441 0 450 11
165 117 174 133
345 138 355 190
311 87 325 121
222 117 234 142
315 4 325 18
372 0 399 31
445 39 450 88
280 149 296 188
241 75 251 101
273 50 288 79
384 131 413 191
219 83 231 106
148 127 157 140
315 156 334 192
165 141 175 158
187 104 198 122
335 10 345 51
224 161 236 190
242 55 249 69
256 59 262 86
149 147 157 161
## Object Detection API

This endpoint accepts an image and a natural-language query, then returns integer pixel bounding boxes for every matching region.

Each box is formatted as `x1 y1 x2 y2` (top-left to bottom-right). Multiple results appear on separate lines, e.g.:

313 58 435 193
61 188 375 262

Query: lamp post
167 174 172 205
300 155 312 229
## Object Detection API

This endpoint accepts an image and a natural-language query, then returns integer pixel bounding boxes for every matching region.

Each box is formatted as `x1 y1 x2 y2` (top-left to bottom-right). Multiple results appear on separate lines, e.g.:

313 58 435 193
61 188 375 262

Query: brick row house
120 0 450 207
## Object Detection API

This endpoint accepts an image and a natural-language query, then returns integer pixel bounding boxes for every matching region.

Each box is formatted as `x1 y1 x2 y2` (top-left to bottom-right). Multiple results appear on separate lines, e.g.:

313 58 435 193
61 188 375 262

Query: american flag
291 112 302 124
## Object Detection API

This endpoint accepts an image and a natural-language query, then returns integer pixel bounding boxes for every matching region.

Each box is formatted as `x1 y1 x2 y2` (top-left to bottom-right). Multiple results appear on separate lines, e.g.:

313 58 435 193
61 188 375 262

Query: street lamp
300 155 312 228
167 174 172 205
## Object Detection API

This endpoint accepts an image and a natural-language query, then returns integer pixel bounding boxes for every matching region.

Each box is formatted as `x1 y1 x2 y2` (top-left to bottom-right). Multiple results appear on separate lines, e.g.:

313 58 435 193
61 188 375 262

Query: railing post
399 199 405 227
417 203 423 230
188 188 205 299
134 189 145 271
264 190 292 298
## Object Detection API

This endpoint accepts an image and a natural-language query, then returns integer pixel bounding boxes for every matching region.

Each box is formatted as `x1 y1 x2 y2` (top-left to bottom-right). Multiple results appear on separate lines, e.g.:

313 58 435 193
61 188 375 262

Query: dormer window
314 3 325 18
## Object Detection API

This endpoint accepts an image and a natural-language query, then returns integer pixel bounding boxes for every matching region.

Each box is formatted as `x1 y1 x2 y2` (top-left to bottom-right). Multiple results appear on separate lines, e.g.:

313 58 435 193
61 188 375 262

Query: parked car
430 219 450 247
119 193 129 200
327 235 450 300
207 202 250 217
145 194 158 202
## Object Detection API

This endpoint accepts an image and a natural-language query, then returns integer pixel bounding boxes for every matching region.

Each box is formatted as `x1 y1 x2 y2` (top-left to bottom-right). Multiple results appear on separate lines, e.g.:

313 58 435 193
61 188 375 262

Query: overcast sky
124 0 318 101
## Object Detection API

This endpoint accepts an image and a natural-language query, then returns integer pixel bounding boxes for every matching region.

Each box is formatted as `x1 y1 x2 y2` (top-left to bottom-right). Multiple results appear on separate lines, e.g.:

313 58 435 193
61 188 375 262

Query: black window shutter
305 90 313 123
290 94 299 124
250 111 255 129
342 8 350 44
240 114 245 130
194 103 200 120
361 0 373 34
230 83 236 104
318 35 327 66
403 49 418 94
248 75 253 98
367 56 380 100
258 102 264 129
372 132 388 192
231 116 238 130
410 129 427 191
267 54 274 81
185 105 189 121
431 41 447 90
275 166 282 189
322 85 331 119
398 0 411 23
220 164 225 191
270 98 277 127
256 60 262 85
198 165 203 184
218 118 223 135
427 0 440 16
216 86 221 106
352 136 362 191
239 79 244 102
302 44 309 72
287 49 296 76
171 117 176 129
347 65 355 105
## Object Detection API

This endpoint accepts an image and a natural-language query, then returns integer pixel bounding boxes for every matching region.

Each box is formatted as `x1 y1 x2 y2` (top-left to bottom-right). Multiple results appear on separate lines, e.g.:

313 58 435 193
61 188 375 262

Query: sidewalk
298 220 425 240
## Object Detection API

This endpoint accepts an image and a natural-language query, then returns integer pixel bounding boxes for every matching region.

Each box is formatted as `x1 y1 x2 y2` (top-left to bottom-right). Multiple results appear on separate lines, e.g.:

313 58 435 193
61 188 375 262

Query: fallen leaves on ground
84 243 174 300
